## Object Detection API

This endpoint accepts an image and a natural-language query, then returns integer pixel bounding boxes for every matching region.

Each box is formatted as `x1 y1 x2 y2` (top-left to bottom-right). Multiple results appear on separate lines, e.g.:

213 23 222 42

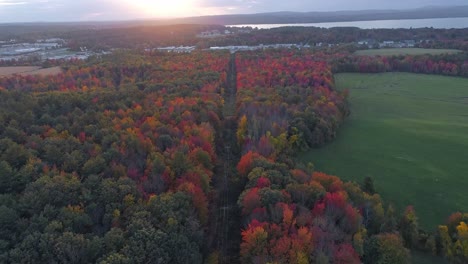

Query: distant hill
161 5 468 25
1 5 467 29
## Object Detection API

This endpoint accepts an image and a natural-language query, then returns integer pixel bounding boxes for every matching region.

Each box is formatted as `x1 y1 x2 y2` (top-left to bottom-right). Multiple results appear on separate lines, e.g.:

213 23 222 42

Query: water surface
227 17 468 29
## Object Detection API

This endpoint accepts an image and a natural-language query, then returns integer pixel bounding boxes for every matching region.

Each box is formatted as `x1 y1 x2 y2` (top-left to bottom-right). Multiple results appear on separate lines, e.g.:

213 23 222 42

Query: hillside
162 5 468 25
2 6 468 28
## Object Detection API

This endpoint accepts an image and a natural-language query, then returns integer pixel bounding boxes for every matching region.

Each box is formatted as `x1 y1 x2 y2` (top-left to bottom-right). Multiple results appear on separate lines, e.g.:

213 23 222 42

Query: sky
0 0 466 23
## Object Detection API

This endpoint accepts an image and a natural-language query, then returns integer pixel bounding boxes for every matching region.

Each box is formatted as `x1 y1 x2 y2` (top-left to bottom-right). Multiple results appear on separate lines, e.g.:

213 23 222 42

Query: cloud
200 0 468 13
0 0 27 6
0 0 467 22
200 0 259 7
0 0 137 22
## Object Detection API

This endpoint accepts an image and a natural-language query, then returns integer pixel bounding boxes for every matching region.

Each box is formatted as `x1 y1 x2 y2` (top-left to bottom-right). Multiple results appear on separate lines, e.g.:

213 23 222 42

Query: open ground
300 72 468 230
0 66 62 77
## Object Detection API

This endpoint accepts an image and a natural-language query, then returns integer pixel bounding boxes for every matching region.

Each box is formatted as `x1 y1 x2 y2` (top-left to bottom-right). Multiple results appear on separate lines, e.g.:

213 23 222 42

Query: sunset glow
124 0 198 18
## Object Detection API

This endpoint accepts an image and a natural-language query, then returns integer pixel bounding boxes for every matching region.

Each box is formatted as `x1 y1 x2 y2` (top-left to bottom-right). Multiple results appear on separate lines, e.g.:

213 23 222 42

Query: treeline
64 24 226 51
0 51 229 262
64 26 468 52
232 50 467 263
438 212 468 264
233 50 411 263
201 27 468 50
333 52 468 77
419 40 468 52
4 24 468 52
236 50 349 152
0 57 78 67
0 24 224 51
0 51 228 93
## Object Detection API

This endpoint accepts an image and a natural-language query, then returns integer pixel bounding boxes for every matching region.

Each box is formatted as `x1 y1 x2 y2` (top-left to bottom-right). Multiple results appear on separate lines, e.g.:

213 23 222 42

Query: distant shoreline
223 15 468 26
226 17 468 29
1 5 468 26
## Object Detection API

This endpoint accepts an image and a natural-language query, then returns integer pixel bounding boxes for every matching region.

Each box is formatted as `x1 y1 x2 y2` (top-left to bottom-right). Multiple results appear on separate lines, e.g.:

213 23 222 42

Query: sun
126 0 197 18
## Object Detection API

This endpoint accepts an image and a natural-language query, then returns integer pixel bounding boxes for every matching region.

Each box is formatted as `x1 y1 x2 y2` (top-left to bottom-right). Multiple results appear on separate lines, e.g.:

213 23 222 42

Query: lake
227 17 468 29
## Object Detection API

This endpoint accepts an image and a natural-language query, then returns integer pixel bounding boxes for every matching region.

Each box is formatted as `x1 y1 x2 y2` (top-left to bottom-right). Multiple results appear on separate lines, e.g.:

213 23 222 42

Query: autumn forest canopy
0 24 467 264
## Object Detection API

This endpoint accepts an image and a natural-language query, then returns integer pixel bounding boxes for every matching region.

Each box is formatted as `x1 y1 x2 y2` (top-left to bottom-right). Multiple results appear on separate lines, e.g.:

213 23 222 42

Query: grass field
25 66 62 76
299 72 468 230
0 66 62 77
355 48 461 56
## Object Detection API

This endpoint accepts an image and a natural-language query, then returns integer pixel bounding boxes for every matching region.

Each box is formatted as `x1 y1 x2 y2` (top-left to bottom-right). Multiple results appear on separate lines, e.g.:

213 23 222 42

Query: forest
0 46 467 264
2 23 468 52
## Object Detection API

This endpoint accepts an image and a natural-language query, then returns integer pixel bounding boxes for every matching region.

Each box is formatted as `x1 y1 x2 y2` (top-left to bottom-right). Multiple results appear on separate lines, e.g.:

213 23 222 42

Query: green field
355 48 461 56
299 72 468 230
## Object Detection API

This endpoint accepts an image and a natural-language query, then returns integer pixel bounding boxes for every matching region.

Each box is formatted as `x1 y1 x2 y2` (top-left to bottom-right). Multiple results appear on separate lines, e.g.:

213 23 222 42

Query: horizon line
1 4 467 24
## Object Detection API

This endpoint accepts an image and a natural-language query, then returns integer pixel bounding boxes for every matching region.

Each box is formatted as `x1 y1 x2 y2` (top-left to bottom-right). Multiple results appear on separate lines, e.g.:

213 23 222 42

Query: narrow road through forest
207 53 242 263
